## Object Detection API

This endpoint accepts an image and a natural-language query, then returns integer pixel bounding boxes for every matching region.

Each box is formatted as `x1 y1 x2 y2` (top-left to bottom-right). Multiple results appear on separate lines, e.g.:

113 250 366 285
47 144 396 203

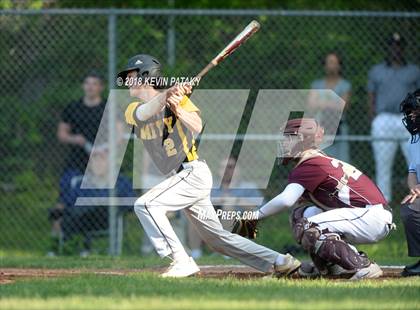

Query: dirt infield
0 265 404 285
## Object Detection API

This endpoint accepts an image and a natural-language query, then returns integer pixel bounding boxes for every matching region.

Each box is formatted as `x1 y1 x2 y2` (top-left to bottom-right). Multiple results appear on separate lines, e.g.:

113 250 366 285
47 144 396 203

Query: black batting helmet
400 89 420 143
117 54 162 82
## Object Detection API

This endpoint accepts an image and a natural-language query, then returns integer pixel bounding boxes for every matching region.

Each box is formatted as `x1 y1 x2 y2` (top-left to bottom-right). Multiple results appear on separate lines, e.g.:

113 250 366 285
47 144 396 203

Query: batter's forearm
135 93 166 121
177 110 203 134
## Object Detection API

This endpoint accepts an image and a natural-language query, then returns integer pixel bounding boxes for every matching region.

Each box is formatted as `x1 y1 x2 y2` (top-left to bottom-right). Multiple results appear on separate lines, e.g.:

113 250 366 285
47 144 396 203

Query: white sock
275 254 287 266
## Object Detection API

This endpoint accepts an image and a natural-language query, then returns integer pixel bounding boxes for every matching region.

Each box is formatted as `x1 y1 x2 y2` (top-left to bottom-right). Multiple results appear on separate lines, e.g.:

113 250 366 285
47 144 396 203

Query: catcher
119 54 300 278
232 118 393 280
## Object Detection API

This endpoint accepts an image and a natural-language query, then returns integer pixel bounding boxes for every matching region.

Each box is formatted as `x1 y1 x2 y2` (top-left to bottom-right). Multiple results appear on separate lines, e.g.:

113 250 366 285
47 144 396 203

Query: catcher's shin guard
315 237 371 271
296 220 371 271
309 252 329 275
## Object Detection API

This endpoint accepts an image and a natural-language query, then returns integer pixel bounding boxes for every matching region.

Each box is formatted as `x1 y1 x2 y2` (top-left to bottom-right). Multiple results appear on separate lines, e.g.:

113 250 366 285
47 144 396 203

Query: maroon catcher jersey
288 154 387 210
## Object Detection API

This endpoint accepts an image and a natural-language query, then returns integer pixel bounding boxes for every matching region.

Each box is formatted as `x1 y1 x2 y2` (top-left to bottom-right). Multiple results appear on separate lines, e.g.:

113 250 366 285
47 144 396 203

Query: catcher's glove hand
231 218 258 239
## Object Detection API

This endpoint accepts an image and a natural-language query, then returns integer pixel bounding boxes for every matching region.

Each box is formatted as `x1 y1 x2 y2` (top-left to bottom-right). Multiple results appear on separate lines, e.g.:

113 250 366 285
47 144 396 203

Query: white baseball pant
134 160 282 272
371 112 410 202
303 204 393 244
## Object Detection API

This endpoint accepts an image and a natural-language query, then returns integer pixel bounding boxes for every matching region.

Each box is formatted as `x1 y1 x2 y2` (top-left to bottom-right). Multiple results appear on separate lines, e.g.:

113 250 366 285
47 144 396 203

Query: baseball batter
241 118 393 280
118 54 300 278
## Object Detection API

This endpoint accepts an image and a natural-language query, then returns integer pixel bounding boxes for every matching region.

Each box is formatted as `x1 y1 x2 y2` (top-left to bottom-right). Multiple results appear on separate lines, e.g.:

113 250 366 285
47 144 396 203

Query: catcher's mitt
231 218 258 239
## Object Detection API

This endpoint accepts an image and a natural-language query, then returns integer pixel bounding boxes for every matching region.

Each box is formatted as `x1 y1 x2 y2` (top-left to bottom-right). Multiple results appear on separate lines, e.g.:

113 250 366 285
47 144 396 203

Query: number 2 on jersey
331 158 362 180
164 138 177 157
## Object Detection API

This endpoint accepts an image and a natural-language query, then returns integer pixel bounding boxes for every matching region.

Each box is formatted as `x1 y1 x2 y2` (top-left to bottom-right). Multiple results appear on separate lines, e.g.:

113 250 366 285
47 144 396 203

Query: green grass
1 255 419 310
1 271 419 310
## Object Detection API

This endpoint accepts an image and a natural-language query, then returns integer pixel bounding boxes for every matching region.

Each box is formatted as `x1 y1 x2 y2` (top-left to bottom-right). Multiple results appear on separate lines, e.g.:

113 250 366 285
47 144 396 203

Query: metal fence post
108 11 118 256
167 15 176 67
167 0 176 67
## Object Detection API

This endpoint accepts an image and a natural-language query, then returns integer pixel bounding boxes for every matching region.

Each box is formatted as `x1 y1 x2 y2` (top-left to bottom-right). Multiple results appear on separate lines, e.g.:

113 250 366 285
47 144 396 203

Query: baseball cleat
350 263 383 280
298 262 355 279
161 257 200 278
274 254 301 277
298 261 321 278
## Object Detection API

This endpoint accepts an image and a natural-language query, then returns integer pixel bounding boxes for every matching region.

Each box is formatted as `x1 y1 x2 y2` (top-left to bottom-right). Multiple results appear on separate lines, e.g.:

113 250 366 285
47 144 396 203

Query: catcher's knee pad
290 206 308 226
316 237 371 271
291 206 318 244
301 226 321 252
291 216 311 244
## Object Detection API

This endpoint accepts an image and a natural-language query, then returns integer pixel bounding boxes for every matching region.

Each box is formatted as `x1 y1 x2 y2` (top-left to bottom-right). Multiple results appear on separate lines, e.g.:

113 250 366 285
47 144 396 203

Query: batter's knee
134 196 148 216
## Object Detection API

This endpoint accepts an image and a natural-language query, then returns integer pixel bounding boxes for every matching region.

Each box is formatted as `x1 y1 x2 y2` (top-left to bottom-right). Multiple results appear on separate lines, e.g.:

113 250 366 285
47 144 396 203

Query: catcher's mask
117 54 164 88
278 118 324 165
400 89 420 143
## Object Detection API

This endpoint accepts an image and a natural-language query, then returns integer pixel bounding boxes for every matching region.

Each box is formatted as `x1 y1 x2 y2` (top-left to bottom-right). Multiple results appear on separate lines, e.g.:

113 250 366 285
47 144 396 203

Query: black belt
176 159 204 173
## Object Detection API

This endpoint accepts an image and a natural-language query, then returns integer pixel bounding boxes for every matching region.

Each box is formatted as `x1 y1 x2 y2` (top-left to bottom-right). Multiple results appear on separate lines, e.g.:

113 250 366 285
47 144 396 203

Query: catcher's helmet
117 54 162 84
278 118 324 165
400 89 420 143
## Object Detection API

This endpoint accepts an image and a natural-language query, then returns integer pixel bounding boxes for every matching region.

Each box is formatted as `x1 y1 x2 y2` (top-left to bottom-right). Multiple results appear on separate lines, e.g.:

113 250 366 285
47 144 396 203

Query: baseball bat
194 20 261 80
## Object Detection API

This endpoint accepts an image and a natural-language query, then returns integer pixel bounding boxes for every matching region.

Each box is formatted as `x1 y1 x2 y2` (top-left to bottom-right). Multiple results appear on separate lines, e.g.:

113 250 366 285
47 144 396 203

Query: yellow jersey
125 96 199 174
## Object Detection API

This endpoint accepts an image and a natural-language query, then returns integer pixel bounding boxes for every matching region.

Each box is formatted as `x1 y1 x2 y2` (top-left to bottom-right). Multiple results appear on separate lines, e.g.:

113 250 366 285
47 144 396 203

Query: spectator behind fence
49 72 106 255
399 89 420 277
49 148 134 256
368 33 420 202
308 51 352 162
187 157 262 259
57 72 106 174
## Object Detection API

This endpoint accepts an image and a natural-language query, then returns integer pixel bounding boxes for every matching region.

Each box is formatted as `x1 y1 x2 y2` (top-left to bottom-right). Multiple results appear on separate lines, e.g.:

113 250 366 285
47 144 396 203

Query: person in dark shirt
57 72 106 172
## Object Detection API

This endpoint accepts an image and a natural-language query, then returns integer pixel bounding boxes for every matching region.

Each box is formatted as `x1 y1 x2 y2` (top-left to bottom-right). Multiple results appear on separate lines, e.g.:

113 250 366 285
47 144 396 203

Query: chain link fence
0 9 419 257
